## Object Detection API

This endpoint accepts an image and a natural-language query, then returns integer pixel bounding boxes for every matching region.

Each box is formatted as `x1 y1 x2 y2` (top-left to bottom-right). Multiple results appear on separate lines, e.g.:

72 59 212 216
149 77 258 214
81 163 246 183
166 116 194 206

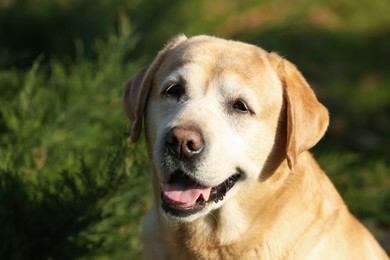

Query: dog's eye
162 84 184 99
233 100 250 113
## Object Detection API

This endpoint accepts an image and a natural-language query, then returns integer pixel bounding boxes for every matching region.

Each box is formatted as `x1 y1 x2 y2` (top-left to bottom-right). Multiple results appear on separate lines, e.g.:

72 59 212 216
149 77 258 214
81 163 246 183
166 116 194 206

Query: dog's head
123 35 328 221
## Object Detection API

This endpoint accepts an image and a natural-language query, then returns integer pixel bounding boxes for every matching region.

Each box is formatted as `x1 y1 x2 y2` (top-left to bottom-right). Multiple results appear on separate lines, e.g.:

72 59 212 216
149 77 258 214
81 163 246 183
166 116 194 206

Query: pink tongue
163 183 212 206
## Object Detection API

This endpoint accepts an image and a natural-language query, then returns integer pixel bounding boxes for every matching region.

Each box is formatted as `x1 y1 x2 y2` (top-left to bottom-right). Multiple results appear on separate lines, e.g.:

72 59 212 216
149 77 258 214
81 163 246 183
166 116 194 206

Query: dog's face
145 36 283 221
124 35 328 222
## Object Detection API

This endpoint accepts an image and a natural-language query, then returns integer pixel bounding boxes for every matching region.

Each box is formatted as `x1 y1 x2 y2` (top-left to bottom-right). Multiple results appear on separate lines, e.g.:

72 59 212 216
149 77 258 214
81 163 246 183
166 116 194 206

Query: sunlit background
0 0 389 258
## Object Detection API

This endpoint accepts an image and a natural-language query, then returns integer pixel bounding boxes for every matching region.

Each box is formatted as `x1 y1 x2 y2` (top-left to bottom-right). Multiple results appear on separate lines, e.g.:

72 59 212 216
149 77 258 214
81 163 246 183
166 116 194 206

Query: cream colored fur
124 35 388 259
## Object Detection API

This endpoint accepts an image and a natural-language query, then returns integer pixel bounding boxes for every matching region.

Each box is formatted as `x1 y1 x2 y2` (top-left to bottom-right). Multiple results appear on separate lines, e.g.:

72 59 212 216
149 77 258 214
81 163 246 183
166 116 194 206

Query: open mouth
161 170 241 217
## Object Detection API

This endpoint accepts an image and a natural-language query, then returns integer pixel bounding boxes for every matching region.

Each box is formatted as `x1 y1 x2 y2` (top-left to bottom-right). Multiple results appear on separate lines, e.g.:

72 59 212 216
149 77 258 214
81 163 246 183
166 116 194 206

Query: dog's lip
160 170 241 217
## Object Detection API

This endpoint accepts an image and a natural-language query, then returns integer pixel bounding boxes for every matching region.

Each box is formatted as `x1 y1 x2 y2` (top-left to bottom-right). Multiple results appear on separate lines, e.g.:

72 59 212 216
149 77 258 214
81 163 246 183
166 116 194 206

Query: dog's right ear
123 34 188 142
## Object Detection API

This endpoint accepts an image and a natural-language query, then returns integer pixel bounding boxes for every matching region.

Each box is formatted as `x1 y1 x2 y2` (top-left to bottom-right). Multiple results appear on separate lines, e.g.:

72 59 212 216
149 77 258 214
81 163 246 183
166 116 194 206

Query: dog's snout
166 127 204 159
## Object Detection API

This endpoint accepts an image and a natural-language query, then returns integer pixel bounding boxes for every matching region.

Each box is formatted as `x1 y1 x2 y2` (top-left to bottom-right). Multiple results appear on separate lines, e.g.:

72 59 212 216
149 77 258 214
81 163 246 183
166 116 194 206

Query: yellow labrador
124 35 388 259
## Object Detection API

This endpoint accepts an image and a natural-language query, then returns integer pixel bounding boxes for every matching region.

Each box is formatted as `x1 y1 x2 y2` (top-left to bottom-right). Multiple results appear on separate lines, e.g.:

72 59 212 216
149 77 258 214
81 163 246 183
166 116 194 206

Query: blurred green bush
0 0 389 257
0 18 151 258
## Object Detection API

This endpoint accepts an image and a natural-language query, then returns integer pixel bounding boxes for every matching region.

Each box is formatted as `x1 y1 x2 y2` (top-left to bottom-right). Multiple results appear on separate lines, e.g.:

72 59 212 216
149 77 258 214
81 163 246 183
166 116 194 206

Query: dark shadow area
0 0 185 69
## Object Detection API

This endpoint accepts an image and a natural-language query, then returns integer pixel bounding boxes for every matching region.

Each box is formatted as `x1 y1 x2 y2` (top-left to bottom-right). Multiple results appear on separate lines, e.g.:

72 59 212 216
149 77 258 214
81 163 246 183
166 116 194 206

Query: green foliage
0 19 151 258
0 140 148 259
0 16 135 175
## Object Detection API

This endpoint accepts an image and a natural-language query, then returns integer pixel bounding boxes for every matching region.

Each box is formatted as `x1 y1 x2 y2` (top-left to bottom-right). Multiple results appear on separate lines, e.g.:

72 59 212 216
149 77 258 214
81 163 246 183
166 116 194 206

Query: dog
123 35 388 259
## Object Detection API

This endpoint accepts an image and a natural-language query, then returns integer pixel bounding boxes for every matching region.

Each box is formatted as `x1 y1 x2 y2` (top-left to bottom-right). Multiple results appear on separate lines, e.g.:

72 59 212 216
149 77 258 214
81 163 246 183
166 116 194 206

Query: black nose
165 127 204 159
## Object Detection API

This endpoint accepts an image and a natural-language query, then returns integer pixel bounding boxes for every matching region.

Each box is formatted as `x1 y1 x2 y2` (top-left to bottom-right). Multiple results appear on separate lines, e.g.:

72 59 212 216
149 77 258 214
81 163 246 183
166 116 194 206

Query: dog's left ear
268 53 329 169
123 34 188 142
123 65 150 142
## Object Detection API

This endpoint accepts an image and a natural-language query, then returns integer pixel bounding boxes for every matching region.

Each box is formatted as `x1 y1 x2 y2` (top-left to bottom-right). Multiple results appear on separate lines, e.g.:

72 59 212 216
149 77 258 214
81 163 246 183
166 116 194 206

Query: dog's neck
158 163 290 259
